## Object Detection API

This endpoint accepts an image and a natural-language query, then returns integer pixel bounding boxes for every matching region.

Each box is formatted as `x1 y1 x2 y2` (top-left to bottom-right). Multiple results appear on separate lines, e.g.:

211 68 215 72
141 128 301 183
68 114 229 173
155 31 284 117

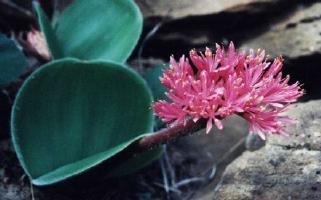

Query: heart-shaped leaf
11 58 161 185
34 0 142 62
0 33 27 86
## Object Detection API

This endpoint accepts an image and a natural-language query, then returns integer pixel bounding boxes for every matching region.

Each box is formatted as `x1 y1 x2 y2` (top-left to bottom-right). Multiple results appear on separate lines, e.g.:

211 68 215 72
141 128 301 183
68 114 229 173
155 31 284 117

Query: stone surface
212 147 321 200
245 133 266 151
241 3 321 59
0 140 32 200
197 100 321 200
140 1 321 63
136 0 278 20
269 101 321 150
168 115 248 178
151 115 249 199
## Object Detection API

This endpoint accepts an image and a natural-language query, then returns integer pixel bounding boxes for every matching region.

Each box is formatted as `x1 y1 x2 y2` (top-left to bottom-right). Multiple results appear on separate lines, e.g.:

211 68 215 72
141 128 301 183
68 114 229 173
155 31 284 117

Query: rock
137 1 314 63
139 1 321 64
196 100 321 200
163 115 249 199
168 115 248 178
136 0 280 20
241 3 321 59
246 133 266 151
269 101 321 150
212 147 321 200
0 184 31 200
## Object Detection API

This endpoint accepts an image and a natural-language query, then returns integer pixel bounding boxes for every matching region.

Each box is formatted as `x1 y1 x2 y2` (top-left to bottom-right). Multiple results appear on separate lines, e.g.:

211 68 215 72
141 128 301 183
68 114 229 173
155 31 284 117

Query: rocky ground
1 0 321 199
197 100 321 200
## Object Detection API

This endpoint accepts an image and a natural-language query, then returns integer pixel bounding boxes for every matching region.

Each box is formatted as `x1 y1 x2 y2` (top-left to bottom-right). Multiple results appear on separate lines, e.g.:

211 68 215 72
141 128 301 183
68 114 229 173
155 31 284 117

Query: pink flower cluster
153 42 303 140
26 29 50 60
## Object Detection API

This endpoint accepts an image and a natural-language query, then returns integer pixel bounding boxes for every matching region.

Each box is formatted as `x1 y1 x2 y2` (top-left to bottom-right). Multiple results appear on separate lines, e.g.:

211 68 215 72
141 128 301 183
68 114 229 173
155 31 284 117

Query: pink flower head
26 29 50 60
153 42 304 140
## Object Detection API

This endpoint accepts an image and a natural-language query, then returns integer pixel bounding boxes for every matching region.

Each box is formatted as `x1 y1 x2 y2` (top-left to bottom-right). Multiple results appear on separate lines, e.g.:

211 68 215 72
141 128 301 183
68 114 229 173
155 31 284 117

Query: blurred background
0 0 321 199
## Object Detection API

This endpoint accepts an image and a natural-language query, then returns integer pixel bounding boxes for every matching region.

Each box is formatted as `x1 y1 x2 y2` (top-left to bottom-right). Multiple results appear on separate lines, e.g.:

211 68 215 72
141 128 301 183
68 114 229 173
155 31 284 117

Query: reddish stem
138 118 207 149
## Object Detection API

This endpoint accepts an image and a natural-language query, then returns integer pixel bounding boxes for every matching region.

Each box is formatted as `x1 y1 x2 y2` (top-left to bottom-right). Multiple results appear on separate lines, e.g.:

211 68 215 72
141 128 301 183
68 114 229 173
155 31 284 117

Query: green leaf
34 0 143 63
33 2 63 59
11 58 161 185
144 64 169 129
0 33 27 86
145 64 169 101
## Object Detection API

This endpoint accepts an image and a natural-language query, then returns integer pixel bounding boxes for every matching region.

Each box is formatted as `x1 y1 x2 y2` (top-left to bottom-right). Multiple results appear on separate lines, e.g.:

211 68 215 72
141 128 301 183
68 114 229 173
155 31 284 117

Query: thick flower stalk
153 42 303 140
